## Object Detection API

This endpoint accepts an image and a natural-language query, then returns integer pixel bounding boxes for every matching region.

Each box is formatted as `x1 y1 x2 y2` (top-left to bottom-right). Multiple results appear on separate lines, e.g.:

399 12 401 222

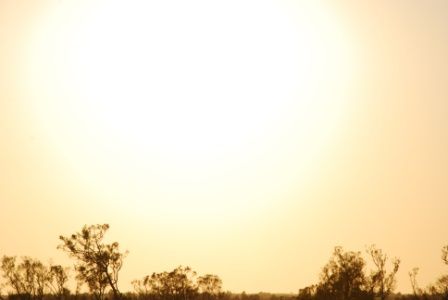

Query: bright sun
25 0 355 224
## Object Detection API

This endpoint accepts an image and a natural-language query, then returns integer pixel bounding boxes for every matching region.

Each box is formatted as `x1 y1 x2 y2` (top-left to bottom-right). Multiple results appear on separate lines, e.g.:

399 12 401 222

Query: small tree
58 224 127 300
1 256 24 296
0 256 50 300
131 276 151 300
22 258 48 300
409 268 423 300
427 275 448 300
133 266 199 300
159 266 197 300
197 274 222 300
47 265 70 300
316 247 366 300
366 245 400 300
431 245 448 300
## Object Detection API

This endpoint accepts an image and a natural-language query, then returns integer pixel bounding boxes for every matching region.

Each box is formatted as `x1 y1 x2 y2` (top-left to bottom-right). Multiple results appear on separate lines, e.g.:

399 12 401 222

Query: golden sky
1 0 448 294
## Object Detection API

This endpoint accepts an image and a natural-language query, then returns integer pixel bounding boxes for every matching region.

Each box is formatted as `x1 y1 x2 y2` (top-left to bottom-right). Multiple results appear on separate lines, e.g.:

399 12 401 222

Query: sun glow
24 1 356 223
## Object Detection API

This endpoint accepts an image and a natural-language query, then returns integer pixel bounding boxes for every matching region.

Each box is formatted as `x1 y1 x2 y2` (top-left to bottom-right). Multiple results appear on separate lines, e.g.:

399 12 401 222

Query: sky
1 0 448 294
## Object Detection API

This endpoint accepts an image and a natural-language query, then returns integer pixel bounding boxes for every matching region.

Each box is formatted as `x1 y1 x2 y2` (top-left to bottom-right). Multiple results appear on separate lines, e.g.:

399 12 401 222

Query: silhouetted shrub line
1 224 447 300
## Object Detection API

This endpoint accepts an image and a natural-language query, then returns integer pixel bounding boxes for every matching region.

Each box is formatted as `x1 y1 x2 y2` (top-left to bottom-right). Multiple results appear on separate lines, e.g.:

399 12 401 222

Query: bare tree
366 245 400 300
58 224 127 300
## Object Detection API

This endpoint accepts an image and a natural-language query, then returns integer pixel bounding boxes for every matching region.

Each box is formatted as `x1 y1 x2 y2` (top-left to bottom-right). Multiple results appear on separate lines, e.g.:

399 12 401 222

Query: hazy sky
1 0 448 294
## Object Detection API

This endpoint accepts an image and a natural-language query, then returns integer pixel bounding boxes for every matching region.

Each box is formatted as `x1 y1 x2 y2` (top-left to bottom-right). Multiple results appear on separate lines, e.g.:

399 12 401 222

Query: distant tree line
0 224 447 300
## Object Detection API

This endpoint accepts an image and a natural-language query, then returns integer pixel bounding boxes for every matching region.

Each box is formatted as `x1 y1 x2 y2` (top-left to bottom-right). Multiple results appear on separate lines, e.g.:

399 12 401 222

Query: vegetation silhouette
0 256 69 300
132 265 220 300
58 224 127 300
366 244 400 300
0 224 447 300
298 245 400 300
407 246 448 300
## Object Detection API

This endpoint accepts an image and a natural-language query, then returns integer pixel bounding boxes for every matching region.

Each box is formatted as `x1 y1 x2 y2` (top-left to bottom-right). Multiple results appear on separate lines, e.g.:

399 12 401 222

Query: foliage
1 256 47 300
197 274 222 297
297 285 317 300
0 256 61 300
409 268 423 298
407 244 448 300
3 222 448 300
316 246 367 300
58 224 127 300
132 266 222 300
298 246 401 300
365 244 400 300
427 245 448 300
47 265 70 300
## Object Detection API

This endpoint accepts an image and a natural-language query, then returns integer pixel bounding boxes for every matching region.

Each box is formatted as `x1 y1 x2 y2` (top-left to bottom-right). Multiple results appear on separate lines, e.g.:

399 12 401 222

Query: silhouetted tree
427 275 448 300
1 256 23 297
132 276 151 299
427 245 448 300
409 268 424 300
133 266 199 300
47 265 70 300
366 245 400 300
58 224 127 300
0 256 50 300
297 285 317 300
316 246 367 300
197 274 222 300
